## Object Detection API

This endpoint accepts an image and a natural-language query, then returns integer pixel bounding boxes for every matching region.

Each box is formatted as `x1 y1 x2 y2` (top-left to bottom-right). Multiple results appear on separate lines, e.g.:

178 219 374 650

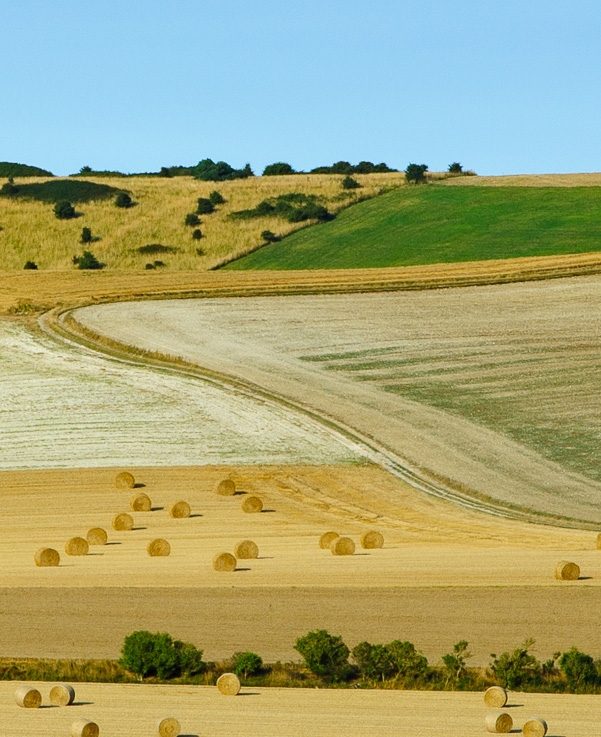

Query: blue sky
1 0 600 176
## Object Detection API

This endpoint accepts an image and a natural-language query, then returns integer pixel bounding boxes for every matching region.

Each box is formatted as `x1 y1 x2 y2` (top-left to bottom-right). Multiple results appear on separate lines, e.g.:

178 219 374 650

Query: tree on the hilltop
448 162 463 174
115 192 133 208
54 200 76 219
404 163 428 185
262 162 296 176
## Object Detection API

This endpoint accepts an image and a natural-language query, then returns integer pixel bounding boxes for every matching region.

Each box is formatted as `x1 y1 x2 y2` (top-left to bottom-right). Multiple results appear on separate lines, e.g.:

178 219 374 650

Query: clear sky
1 0 600 177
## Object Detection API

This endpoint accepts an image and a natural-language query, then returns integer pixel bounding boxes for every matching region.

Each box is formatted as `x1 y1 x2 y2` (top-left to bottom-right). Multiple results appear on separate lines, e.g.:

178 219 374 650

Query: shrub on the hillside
1 181 19 196
80 227 92 244
115 192 133 208
448 162 463 174
73 250 103 270
559 647 598 691
208 190 225 205
405 163 428 185
192 228 202 240
263 162 296 176
341 175 361 190
196 197 215 215
231 651 263 678
294 629 350 679
490 639 541 689
193 158 253 182
352 642 397 681
261 230 280 243
0 161 53 177
185 213 200 227
137 244 177 254
119 630 203 679
1 179 121 204
54 200 76 219
355 640 429 682
231 193 332 224
159 167 173 177
441 640 472 686
23 260 38 270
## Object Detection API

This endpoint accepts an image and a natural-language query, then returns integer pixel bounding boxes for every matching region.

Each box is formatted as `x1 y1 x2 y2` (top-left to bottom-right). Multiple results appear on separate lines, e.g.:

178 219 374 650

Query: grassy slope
225 184 601 270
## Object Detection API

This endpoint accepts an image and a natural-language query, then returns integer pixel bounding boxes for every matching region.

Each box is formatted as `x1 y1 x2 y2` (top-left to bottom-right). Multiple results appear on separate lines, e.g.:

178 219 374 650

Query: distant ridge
0 162 54 178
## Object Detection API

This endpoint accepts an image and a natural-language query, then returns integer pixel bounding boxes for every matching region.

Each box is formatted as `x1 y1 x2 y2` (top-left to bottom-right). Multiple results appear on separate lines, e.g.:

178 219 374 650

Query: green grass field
224 185 601 270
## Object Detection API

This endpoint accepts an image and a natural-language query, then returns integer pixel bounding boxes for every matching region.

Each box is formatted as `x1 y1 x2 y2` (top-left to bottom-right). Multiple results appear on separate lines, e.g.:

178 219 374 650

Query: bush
231 651 263 679
294 629 350 679
559 647 598 691
448 162 463 174
0 179 121 203
185 213 200 227
341 176 361 190
386 640 429 681
262 162 296 176
0 162 53 177
404 163 428 185
441 640 472 686
352 642 397 681
490 638 541 689
209 190 226 205
115 192 133 208
193 158 253 182
119 630 203 680
73 250 103 270
23 260 38 270
54 200 76 219
136 244 177 254
261 230 280 243
196 198 215 215
192 229 202 240
231 193 332 224
80 227 92 244
0 182 19 196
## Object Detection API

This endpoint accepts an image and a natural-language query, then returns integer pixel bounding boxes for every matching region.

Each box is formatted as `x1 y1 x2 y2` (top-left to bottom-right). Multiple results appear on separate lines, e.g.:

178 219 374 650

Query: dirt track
0 681 599 737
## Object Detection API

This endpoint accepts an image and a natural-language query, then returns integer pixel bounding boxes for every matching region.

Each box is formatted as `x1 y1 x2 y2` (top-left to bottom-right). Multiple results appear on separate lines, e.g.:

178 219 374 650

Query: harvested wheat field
72 274 601 525
0 681 599 737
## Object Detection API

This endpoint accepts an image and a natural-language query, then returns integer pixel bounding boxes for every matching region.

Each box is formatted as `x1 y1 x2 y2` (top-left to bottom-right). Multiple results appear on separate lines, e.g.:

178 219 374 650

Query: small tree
115 192 133 208
231 651 263 679
341 175 361 190
294 629 350 679
54 200 76 219
404 163 428 185
185 213 200 227
209 190 226 205
192 228 202 240
261 230 280 243
559 647 598 691
80 226 93 244
448 162 463 174
196 197 215 215
352 642 396 681
159 166 173 177
119 630 203 680
386 640 429 681
442 640 472 687
79 165 92 174
262 162 295 176
74 250 103 270
23 260 38 270
490 638 541 689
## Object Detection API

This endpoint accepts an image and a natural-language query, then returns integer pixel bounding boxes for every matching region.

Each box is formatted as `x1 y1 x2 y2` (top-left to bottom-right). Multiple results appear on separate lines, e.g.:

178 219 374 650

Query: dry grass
442 172 601 187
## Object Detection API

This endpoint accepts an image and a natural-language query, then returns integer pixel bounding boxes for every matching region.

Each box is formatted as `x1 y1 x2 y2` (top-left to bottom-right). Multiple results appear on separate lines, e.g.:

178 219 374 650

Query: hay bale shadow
235 567 251 572
72 701 93 706
132 526 147 531
104 542 121 546
260 509 276 513
151 506 164 512
133 483 146 488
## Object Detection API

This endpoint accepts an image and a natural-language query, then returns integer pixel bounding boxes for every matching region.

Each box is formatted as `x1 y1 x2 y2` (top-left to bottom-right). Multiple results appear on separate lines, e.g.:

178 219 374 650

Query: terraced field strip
0 681 599 737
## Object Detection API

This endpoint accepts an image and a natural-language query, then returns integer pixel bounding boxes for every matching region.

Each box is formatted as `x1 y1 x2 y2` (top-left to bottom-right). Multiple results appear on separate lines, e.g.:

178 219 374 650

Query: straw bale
319 531 339 549
86 528 108 546
485 711 513 733
112 512 134 531
523 717 548 737
360 530 384 549
483 686 508 708
169 500 191 518
34 547 60 567
130 492 152 512
554 560 580 580
212 552 237 572
157 716 181 737
115 471 136 489
216 479 236 496
217 672 241 695
596 532 601 550
50 683 75 706
331 536 355 556
14 685 41 708
234 540 259 559
148 539 171 557
241 495 263 513
65 537 89 556
71 718 100 737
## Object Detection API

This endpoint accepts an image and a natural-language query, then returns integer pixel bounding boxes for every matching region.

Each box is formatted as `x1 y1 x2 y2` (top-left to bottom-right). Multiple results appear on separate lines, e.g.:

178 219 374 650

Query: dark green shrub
1 182 19 196
448 162 463 174
490 639 541 689
80 227 93 244
137 244 177 254
193 158 253 182
192 229 202 240
352 642 396 681
404 163 428 185
115 192 133 208
0 179 121 203
153 260 165 268
159 167 173 177
386 640 429 681
196 198 215 215
0 162 53 177
119 630 203 680
441 640 472 686
79 165 92 174
209 190 225 205
261 230 280 243
294 629 350 678
559 647 598 691
145 263 156 270
231 651 263 679
230 193 331 224
196 247 204 256
262 162 295 176
74 250 103 270
341 176 361 190
185 213 200 227
23 260 38 270
54 200 76 219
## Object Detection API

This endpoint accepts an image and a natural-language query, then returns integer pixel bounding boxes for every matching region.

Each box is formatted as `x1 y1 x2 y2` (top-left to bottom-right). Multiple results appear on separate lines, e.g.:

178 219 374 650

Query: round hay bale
50 683 75 706
71 718 100 737
234 540 259 559
523 717 548 737
319 531 339 549
212 552 237 572
241 495 263 513
596 532 601 550
157 716 181 737
360 530 384 549
112 513 134 531
331 536 355 556
86 528 108 546
216 479 236 496
34 547 60 567
485 711 513 734
130 492 152 512
15 685 41 708
555 560 580 580
115 471 136 489
483 686 508 708
65 537 89 556
169 500 191 519
148 539 171 557
217 672 241 695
